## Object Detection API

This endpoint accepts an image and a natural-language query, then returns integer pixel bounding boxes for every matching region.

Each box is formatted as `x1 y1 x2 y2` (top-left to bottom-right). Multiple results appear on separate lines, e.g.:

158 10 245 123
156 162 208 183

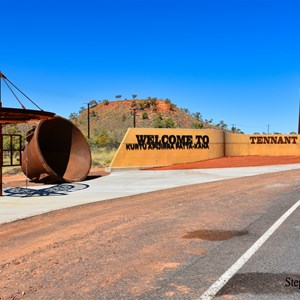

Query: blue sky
1 0 300 133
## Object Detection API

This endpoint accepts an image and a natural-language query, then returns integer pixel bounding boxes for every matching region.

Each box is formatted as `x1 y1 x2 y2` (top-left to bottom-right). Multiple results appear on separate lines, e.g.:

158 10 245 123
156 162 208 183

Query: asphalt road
214 201 300 300
140 172 300 300
1 169 300 299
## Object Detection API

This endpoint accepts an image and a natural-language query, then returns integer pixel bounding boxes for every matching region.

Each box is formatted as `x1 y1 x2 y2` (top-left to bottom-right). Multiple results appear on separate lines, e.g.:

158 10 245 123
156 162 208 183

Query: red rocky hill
73 98 217 144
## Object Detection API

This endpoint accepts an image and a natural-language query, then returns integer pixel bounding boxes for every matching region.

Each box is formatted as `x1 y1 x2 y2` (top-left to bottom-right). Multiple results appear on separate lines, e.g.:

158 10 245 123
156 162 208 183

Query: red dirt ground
2 167 110 188
147 156 300 170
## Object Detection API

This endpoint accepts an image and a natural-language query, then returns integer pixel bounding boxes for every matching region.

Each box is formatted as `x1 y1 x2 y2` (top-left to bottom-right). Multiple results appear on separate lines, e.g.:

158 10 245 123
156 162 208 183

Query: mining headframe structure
0 71 56 195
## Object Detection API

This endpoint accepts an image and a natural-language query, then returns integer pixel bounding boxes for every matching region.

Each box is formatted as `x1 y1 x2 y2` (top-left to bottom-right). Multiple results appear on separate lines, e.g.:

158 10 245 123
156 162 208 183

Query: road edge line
199 198 300 300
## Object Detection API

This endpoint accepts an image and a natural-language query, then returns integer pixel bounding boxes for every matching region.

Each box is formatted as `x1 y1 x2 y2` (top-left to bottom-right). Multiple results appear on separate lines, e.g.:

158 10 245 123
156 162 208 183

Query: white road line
200 198 300 300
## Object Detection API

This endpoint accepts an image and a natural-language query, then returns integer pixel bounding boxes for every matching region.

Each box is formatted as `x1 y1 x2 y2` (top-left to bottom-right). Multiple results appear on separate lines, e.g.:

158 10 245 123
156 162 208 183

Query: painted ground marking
200 198 300 300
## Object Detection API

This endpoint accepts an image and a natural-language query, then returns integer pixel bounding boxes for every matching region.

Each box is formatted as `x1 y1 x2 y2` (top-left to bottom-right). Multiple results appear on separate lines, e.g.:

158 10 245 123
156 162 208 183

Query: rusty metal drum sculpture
22 116 91 183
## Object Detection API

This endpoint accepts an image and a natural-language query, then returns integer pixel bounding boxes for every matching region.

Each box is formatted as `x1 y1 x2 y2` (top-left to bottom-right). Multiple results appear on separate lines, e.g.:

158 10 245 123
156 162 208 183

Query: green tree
193 112 203 121
205 118 213 124
79 106 85 114
69 112 78 121
231 125 237 133
181 108 190 115
89 99 98 107
216 120 227 130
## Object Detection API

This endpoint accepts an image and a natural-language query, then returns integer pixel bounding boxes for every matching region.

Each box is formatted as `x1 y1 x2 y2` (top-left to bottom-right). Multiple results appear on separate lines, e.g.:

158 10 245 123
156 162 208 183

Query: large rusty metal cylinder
22 117 91 183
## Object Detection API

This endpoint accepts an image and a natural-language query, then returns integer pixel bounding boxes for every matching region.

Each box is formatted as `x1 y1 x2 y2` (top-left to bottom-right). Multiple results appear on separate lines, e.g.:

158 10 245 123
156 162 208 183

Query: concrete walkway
1 163 300 224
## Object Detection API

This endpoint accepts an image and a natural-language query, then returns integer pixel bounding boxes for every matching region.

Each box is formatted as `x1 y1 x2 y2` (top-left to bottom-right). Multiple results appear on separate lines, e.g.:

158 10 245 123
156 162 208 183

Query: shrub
131 100 137 108
191 122 204 129
153 113 163 128
152 102 157 112
90 111 97 118
164 117 175 128
89 130 115 150
138 101 147 110
170 103 177 111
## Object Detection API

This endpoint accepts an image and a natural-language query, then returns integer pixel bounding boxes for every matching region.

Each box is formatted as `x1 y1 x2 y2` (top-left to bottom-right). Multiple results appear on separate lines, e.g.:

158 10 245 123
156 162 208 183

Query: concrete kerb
105 166 162 172
1 163 300 225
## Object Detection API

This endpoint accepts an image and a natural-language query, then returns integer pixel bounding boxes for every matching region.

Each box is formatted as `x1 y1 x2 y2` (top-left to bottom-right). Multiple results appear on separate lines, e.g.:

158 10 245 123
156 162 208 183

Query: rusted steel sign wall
110 128 225 168
225 132 300 156
110 130 300 169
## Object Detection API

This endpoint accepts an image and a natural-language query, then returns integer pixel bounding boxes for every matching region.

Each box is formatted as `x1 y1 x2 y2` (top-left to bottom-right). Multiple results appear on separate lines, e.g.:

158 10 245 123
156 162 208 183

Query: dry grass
2 167 21 175
91 148 117 167
1 149 117 175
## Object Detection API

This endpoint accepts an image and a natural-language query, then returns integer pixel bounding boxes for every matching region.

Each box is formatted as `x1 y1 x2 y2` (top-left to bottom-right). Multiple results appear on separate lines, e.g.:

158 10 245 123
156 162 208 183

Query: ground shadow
84 175 102 181
182 229 248 241
4 183 89 197
217 273 300 295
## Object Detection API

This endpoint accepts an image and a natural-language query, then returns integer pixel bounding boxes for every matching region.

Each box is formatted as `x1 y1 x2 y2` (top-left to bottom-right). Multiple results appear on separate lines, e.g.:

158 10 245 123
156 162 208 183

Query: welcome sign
110 130 300 169
125 134 210 150
249 136 298 144
225 132 300 157
110 128 225 169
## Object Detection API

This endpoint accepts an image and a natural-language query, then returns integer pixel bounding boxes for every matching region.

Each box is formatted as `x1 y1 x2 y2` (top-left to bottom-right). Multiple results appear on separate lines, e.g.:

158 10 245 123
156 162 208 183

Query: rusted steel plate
22 116 91 183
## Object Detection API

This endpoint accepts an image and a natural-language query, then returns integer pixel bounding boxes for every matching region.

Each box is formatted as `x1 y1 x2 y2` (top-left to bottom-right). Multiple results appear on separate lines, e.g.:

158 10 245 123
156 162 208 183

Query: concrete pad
1 163 300 224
